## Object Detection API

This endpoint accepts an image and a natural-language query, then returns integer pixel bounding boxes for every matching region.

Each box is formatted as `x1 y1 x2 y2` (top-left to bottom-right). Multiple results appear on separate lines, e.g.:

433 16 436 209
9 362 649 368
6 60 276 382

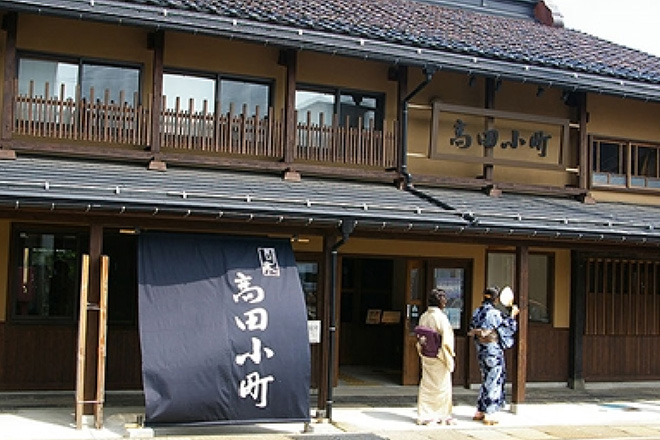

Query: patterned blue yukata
470 301 518 415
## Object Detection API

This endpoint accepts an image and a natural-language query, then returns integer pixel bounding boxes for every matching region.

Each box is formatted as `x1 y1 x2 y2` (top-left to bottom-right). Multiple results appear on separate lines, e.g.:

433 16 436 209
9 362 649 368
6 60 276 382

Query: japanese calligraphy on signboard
429 101 569 170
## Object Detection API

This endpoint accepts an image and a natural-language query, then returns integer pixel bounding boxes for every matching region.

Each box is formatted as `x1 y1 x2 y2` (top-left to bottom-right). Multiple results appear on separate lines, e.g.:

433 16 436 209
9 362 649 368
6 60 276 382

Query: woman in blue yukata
468 286 519 425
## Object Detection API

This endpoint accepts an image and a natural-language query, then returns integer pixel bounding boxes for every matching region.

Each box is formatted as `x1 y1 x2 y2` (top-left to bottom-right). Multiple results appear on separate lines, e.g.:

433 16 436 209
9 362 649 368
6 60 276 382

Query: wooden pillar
1 13 17 147
569 251 586 389
282 49 297 167
396 66 408 183
577 92 589 190
316 234 334 414
148 31 165 170
83 224 103 414
482 77 496 182
511 245 528 406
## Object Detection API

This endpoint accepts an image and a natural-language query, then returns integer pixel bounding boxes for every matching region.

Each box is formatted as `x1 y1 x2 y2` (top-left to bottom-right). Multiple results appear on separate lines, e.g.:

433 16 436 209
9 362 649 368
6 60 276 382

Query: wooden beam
2 13 17 142
512 245 528 406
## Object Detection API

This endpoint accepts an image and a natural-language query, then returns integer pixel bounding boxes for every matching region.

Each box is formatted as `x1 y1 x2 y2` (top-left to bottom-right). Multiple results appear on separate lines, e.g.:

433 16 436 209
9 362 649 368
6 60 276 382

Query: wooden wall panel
466 325 569 386
584 335 660 381
106 327 142 389
0 325 77 390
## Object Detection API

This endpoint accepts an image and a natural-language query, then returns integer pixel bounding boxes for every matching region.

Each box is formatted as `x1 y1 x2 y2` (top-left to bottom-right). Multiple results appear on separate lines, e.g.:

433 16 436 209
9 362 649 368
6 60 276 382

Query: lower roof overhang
2 156 660 247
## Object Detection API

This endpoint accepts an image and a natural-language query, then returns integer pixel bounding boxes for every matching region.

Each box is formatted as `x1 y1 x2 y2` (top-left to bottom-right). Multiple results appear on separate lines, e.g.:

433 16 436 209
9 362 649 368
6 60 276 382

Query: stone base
126 427 155 438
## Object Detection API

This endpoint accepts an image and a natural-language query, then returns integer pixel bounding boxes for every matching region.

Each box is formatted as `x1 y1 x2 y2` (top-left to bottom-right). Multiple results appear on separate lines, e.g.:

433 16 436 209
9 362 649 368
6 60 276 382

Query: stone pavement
1 383 660 440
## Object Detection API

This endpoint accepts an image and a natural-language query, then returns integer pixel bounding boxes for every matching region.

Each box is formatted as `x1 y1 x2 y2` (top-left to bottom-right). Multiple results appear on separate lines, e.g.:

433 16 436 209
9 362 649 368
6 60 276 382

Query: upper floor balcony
11 80 399 174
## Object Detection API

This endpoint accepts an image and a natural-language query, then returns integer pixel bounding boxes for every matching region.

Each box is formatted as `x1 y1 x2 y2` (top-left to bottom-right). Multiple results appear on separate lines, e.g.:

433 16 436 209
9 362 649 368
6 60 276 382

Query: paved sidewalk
1 384 660 440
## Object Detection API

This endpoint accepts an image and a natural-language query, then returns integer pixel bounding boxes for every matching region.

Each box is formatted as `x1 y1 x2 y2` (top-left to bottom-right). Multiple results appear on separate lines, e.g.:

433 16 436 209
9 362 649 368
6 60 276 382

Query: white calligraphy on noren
232 266 276 408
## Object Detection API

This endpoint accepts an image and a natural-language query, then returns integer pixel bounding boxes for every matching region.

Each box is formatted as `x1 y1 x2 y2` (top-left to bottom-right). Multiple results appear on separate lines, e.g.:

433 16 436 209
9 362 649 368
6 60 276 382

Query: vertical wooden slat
103 90 110 142
75 254 90 429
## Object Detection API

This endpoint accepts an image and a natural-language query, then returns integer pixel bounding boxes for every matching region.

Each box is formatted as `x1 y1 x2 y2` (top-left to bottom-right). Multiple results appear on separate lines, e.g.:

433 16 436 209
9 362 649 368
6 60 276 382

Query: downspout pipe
326 218 356 421
400 66 437 188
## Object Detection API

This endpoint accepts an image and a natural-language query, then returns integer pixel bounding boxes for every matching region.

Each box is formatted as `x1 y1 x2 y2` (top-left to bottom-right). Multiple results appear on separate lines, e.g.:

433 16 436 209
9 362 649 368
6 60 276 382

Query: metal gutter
2 0 660 102
401 67 436 187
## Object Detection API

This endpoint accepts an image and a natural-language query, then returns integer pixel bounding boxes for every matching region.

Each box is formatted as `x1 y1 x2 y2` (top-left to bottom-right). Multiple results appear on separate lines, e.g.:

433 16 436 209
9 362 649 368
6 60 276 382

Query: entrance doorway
336 256 472 387
338 257 404 386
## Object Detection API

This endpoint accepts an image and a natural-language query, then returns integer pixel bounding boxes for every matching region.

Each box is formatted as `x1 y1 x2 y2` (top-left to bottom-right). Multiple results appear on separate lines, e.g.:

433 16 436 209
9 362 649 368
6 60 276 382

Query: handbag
414 325 442 357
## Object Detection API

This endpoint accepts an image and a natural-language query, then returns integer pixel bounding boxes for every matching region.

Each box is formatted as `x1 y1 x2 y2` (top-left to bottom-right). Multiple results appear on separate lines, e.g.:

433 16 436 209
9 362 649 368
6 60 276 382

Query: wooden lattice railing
13 82 398 169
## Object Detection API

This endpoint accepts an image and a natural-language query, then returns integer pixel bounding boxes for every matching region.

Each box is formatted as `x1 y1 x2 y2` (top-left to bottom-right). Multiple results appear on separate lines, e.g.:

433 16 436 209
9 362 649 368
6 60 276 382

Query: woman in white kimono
416 288 456 425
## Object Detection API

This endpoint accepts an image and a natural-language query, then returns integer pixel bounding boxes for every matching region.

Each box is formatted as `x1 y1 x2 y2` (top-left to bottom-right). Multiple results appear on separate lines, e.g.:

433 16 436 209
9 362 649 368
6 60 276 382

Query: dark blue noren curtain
138 232 311 425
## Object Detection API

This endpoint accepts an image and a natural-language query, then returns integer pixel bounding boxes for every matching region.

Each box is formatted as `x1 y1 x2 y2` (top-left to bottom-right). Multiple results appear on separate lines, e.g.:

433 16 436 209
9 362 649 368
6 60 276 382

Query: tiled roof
2 156 660 245
127 0 660 84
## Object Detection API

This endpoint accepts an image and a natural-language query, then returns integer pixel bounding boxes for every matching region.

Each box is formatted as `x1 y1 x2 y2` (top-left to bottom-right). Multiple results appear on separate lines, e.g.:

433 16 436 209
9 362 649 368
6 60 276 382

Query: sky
550 0 660 57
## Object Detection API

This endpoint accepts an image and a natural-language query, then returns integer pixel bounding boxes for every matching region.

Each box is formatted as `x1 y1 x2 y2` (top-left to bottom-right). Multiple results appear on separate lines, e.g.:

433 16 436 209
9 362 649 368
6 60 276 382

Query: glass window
296 85 383 129
433 267 466 329
163 72 270 117
12 230 82 320
595 141 624 174
163 73 215 112
634 145 658 178
296 90 334 126
297 261 319 320
220 78 269 116
18 56 139 104
81 64 139 103
339 93 377 128
18 58 78 99
486 252 551 323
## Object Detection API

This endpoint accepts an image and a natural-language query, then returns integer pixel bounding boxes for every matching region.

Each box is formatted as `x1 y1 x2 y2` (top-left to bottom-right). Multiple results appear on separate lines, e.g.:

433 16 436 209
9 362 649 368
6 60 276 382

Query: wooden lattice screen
585 258 660 335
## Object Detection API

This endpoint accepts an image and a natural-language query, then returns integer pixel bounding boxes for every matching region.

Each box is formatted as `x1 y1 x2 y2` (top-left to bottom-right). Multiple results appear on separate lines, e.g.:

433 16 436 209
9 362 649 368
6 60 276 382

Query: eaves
2 0 660 102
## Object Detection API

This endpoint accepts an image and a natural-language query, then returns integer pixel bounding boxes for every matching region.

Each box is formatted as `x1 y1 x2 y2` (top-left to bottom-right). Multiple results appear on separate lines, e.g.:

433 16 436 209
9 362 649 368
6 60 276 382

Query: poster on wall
138 232 310 426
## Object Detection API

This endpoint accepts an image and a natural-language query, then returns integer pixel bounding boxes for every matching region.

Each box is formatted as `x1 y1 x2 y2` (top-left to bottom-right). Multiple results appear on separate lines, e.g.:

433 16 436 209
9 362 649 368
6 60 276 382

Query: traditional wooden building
0 0 659 414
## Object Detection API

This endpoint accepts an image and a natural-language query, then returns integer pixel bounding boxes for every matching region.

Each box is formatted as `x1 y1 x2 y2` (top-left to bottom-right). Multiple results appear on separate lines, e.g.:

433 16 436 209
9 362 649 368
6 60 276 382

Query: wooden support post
482 77 496 182
75 255 90 430
282 49 297 167
94 255 109 429
316 234 334 415
1 13 17 145
512 245 529 406
74 253 110 429
577 92 589 191
149 31 165 169
569 251 586 389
